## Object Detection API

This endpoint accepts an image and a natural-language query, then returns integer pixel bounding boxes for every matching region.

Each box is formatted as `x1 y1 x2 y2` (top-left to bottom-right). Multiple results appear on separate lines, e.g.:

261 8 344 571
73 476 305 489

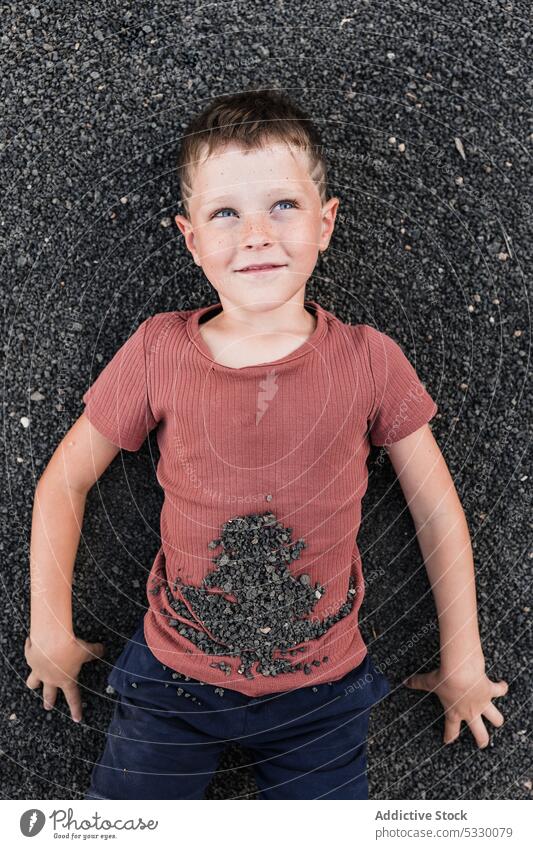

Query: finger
24 637 33 662
467 715 490 749
62 683 82 723
491 679 509 698
482 702 505 728
403 672 434 691
80 641 106 663
42 684 58 711
444 716 462 745
26 672 42 689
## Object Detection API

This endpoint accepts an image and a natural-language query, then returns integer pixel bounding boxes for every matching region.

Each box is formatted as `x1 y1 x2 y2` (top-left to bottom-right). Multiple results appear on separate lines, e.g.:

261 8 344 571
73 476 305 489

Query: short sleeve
82 317 159 451
364 324 438 447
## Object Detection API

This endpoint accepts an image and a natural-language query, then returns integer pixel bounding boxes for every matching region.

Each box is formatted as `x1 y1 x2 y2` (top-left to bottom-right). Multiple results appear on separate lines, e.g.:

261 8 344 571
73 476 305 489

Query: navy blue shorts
85 618 391 800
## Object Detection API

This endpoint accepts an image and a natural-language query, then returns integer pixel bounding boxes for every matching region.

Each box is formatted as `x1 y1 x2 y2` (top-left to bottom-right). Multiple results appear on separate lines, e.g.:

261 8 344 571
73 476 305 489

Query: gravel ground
1 0 531 800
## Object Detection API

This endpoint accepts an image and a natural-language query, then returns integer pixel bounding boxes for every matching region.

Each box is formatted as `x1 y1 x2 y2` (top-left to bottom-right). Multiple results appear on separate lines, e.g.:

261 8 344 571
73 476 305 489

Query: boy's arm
387 423 484 671
29 412 120 640
386 424 508 748
25 413 120 722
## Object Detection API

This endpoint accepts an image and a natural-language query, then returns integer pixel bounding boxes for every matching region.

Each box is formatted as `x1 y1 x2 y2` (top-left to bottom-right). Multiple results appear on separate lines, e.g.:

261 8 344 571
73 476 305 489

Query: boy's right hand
24 634 105 723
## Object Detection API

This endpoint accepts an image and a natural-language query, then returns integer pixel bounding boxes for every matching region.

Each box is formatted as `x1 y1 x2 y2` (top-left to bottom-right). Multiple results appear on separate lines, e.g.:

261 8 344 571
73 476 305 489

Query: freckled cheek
201 237 233 268
285 222 319 258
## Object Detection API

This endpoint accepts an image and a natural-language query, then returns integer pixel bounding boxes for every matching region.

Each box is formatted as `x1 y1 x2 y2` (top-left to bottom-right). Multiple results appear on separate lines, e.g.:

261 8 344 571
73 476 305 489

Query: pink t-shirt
82 300 438 695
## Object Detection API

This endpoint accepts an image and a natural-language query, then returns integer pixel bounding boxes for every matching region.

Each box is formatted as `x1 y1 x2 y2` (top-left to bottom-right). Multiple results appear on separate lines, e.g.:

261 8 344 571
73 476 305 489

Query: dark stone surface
1 0 530 801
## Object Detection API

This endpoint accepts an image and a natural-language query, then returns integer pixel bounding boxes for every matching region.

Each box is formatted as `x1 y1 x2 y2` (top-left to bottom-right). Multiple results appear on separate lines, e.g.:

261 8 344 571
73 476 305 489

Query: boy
25 89 508 800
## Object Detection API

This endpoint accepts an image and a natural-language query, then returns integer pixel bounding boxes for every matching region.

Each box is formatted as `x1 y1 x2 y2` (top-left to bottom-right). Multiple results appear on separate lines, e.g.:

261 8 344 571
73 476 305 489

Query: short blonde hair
176 87 331 219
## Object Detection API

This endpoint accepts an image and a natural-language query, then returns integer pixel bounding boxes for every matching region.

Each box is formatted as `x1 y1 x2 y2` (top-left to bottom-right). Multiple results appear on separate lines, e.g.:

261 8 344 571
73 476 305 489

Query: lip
237 264 286 273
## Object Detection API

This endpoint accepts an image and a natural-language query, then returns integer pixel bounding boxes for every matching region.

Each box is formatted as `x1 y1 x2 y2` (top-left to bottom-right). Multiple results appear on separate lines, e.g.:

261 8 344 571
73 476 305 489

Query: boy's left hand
403 666 509 749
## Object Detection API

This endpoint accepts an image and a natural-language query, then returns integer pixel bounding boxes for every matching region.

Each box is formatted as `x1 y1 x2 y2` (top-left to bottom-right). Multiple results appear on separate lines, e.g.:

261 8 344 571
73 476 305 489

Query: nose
240 212 275 248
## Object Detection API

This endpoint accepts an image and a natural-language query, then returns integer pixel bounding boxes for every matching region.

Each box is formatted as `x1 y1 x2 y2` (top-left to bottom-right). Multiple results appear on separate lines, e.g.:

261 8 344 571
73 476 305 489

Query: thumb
403 673 431 691
79 641 106 662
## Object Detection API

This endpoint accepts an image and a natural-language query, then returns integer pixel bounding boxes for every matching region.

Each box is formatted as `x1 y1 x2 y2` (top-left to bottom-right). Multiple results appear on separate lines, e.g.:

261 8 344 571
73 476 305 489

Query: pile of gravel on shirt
162 511 357 680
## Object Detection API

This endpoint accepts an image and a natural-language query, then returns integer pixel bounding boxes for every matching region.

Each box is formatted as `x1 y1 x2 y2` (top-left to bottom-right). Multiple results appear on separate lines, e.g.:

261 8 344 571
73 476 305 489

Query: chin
238 290 303 311
235 298 283 312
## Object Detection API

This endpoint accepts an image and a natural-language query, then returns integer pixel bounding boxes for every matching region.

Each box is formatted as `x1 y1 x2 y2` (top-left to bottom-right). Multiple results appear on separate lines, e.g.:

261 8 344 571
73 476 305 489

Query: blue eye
212 208 234 218
276 200 297 210
211 199 298 218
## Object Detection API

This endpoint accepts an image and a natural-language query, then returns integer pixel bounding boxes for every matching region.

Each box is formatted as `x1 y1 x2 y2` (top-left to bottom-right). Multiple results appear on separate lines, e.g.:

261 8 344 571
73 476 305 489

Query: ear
319 197 340 252
174 213 201 266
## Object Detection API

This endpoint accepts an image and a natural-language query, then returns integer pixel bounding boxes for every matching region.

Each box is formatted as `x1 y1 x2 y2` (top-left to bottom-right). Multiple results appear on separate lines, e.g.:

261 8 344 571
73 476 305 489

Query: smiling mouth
237 264 286 273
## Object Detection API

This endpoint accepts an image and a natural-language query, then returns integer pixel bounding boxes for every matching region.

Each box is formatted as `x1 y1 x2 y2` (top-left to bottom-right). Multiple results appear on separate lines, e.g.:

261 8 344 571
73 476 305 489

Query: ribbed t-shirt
82 300 438 696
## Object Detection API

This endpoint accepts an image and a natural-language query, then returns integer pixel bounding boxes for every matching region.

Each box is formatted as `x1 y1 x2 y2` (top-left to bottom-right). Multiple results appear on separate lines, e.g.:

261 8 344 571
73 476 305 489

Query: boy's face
174 141 339 313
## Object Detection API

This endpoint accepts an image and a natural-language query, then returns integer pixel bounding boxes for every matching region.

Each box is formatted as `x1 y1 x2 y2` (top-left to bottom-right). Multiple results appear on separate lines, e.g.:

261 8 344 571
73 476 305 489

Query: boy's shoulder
328 311 403 355
325 311 419 380
325 308 374 352
323 306 370 336
146 307 194 328
142 308 194 351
